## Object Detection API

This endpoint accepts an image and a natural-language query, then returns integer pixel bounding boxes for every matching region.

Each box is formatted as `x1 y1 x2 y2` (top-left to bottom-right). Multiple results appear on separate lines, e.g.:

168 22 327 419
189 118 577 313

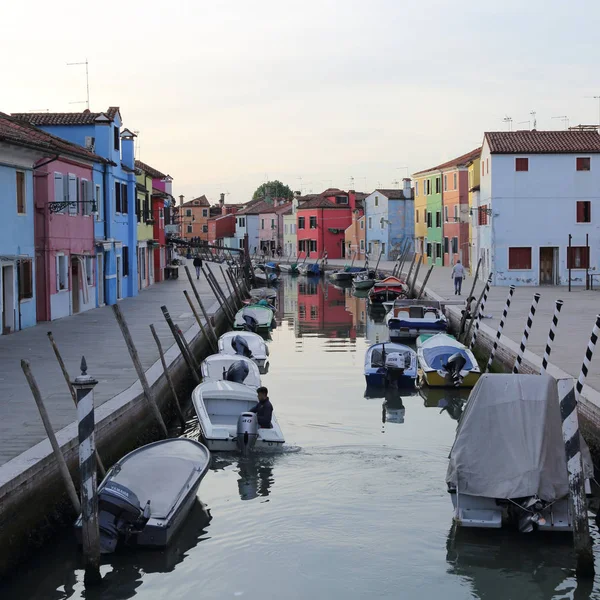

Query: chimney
179 194 184 206
221 203 227 216
220 193 225 205
120 129 136 170
403 178 412 197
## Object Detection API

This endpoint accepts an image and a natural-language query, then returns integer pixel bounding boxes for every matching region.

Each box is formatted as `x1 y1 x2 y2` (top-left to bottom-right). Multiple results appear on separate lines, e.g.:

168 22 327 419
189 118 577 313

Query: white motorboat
75 439 210 553
385 299 447 340
233 305 275 332
218 331 270 374
447 374 593 532
364 342 417 388
200 354 261 388
192 381 285 454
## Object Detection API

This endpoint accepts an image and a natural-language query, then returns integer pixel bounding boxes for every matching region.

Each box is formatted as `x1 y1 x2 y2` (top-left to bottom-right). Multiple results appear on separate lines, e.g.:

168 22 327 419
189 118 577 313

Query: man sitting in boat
250 386 273 428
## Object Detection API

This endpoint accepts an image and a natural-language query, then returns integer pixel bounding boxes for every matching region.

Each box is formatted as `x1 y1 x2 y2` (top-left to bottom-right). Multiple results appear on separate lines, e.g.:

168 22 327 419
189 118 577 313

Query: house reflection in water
296 279 353 337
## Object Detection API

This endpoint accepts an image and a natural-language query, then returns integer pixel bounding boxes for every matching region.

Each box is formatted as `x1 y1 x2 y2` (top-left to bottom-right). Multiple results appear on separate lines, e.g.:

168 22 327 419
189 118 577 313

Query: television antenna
584 96 600 128
392 179 401 188
67 58 90 110
133 130 140 159
552 115 569 130
502 115 513 131
530 110 537 129
518 120 530 130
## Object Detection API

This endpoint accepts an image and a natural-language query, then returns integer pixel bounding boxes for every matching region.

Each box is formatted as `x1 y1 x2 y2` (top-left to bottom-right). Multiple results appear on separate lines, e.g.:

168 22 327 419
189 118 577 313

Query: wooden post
417 264 434 299
463 273 492 345
458 257 482 342
541 299 564 373
72 357 102 586
557 378 595 578
208 263 236 316
112 304 168 437
404 253 416 284
576 315 600 397
149 324 186 430
226 267 244 304
183 290 218 353
21 359 81 514
409 255 423 298
219 265 238 307
512 293 541 373
485 285 515 373
160 305 201 384
176 324 201 377
47 332 105 477
184 265 219 348
203 266 235 321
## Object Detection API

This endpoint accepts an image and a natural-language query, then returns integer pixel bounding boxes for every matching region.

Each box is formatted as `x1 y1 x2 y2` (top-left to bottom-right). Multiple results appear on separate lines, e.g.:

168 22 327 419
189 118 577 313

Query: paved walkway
0 260 229 466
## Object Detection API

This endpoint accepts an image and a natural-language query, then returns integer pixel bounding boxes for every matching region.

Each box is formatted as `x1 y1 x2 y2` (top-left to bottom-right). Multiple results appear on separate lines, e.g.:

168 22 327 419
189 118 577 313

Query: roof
151 187 172 200
321 188 346 196
274 203 293 215
237 199 273 215
121 163 135 173
373 189 410 200
484 130 600 154
297 197 348 210
413 147 482 176
135 159 167 180
12 107 121 126
181 195 210 207
0 111 107 163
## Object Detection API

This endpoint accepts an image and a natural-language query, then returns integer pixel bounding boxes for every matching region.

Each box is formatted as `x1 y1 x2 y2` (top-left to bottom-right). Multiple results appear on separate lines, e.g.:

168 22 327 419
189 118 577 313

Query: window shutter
115 182 121 212
577 201 585 223
122 184 128 214
68 175 78 215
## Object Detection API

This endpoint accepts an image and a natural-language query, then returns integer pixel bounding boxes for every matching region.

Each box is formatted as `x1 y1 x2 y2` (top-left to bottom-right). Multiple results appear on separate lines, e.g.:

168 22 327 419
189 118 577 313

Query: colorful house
14 108 139 303
283 198 298 259
235 199 267 255
344 211 366 261
297 280 352 337
258 201 291 255
364 180 414 261
179 195 210 243
208 213 236 247
466 156 481 274
412 167 443 266
135 165 155 289
479 130 600 286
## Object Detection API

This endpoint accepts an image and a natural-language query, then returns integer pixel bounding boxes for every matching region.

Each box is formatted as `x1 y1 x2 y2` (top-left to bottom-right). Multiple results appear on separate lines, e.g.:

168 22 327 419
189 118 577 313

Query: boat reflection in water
446 526 581 599
382 390 405 424
237 457 276 501
420 387 470 421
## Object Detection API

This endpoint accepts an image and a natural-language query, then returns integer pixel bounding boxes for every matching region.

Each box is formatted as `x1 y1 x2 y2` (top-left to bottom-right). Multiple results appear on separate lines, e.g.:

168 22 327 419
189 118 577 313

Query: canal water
1 275 597 599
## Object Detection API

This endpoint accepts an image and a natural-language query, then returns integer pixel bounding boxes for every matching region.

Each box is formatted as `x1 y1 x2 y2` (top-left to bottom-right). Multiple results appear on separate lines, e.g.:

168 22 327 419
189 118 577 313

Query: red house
208 213 236 246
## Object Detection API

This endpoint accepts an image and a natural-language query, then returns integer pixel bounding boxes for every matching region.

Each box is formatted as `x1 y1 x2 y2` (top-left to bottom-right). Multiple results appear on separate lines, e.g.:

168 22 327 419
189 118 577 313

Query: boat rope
576 314 600 396
469 275 492 351
541 299 564 373
512 293 541 374
485 285 515 373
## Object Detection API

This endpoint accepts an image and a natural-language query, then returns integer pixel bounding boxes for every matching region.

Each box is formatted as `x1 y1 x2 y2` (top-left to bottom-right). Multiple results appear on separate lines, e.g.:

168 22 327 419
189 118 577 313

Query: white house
477 130 600 286
234 201 263 255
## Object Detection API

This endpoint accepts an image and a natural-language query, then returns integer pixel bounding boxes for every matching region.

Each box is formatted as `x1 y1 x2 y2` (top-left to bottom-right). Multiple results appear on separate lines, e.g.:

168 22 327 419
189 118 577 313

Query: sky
2 0 600 204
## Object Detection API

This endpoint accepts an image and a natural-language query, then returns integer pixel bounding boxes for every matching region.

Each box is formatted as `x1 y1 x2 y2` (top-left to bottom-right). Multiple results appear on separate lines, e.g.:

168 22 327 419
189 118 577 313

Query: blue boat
299 263 321 276
364 342 417 388
385 300 447 341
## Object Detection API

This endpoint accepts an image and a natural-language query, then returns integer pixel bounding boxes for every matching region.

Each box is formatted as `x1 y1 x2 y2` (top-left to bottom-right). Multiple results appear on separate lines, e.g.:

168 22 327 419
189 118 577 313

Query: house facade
478 130 600 286
258 201 291 255
412 168 443 266
208 213 236 246
283 199 298 258
179 195 210 243
135 167 155 290
344 211 366 261
467 157 481 273
235 200 265 255
413 176 428 265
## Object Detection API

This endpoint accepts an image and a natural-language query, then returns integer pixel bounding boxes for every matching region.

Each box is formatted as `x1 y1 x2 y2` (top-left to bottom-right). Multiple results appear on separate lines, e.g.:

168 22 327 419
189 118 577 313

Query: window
443 237 449 254
310 306 318 320
374 196 379 207
16 171 26 214
443 175 447 191
435 178 440 194
81 179 92 216
515 158 529 172
299 304 306 318
508 247 532 270
368 242 372 254
478 205 488 226
114 126 120 151
261 219 265 229
18 259 33 300
382 243 386 254
122 247 129 276
426 211 432 228
309 216 317 229
577 201 591 223
436 243 442 259
85 256 94 286
143 193 150 222
568 246 590 269
423 209 426 223
368 217 372 229
451 237 458 254
298 240 306 253
202 209 208 217
186 208 192 217
577 157 591 171
187 224 193 233
95 184 101 220
360 239 365 251
309 240 317 252
454 205 459 222
415 181 419 196
444 207 448 222
416 211 419 223
426 180 431 195
453 173 457 189
435 211 441 228
121 183 128 214
57 254 68 291
67 174 78 215
239 239 244 249
271 218 275 229
426 242 432 257
202 225 208 233
360 219 364 229
298 216 305 229
115 182 121 212
54 173 66 214
136 195 141 223
284 224 288 234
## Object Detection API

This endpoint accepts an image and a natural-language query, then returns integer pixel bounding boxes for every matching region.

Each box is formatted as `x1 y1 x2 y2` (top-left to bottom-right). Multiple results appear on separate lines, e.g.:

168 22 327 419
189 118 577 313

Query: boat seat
409 307 424 318
456 508 502 528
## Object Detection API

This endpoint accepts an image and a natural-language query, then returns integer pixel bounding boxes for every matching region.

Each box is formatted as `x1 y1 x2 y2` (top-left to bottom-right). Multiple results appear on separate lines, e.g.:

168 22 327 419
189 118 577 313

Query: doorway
116 256 122 299
2 265 14 334
97 252 104 306
71 258 80 314
539 247 558 285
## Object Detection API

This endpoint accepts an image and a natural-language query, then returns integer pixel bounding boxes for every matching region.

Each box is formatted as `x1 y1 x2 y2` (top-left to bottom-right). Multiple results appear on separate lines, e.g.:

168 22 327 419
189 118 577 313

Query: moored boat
364 342 417 388
368 276 408 304
75 439 210 553
298 262 321 277
386 299 448 341
352 272 376 290
233 304 275 332
192 380 285 454
328 269 354 282
417 332 480 388
200 354 262 388
254 269 278 285
218 331 270 373
279 262 299 274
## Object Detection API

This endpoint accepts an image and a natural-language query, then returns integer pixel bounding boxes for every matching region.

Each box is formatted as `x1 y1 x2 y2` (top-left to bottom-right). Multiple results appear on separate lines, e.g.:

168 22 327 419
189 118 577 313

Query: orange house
344 210 366 262
180 195 210 242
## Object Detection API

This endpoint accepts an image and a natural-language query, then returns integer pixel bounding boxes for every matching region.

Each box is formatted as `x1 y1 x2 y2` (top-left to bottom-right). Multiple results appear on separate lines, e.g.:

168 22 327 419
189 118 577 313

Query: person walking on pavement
451 260 465 295
193 254 203 279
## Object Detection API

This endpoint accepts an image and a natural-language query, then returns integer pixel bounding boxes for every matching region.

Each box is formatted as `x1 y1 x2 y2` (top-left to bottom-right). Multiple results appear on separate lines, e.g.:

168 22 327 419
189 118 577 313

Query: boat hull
422 369 481 388
329 271 353 281
389 321 448 341
203 436 285 453
364 371 416 388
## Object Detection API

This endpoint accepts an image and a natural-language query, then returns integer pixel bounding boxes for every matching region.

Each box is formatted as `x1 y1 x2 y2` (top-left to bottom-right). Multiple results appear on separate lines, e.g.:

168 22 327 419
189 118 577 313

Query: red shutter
509 247 532 269
577 201 585 223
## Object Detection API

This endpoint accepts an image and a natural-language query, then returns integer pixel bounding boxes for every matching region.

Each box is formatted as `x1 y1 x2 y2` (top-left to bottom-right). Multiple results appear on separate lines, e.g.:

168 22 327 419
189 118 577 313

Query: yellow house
413 175 428 265
136 168 156 289
466 157 481 274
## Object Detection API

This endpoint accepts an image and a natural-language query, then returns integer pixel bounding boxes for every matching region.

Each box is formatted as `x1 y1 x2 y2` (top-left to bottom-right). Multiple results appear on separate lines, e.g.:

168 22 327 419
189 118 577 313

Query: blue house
364 180 414 261
12 108 138 304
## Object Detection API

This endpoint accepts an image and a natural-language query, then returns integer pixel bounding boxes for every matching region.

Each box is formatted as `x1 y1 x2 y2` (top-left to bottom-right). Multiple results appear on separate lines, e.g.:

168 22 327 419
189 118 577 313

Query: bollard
468 274 493 350
576 314 600 396
73 357 102 586
485 285 515 373
541 299 564 373
557 378 595 578
512 293 541 374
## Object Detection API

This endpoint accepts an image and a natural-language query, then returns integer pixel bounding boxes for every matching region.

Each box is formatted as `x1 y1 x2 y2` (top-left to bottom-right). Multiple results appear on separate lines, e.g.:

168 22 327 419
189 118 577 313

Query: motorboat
75 439 210 553
254 269 278 285
328 269 354 282
298 263 321 277
249 287 277 301
364 342 417 388
279 262 299 274
218 331 270 374
386 299 447 341
200 354 262 388
264 261 280 272
233 304 275 333
447 373 593 532
352 272 376 290
417 333 480 388
192 380 285 454
243 297 276 312
368 276 408 304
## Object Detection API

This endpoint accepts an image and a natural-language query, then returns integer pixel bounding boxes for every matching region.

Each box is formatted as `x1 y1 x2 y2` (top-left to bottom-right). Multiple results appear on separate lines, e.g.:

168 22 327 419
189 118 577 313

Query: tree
252 180 294 202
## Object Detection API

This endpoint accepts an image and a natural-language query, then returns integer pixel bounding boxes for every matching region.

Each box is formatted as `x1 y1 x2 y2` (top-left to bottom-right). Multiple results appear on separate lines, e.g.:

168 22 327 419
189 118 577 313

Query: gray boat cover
446 373 593 501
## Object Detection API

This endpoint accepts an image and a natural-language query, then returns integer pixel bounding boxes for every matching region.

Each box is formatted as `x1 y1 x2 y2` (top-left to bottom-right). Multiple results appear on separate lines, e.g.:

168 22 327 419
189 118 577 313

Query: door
71 258 80 314
2 265 14 334
97 252 104 306
116 256 122 299
540 247 558 285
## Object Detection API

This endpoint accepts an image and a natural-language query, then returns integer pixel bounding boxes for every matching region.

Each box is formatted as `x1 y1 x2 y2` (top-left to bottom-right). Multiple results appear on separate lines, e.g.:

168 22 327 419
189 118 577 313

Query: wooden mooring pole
184 265 220 349
417 265 434 299
576 315 600 397
464 273 492 347
541 299 564 373
73 357 102 586
404 253 416 284
183 290 218 353
485 285 515 373
409 255 423 298
161 305 201 385
512 293 541 374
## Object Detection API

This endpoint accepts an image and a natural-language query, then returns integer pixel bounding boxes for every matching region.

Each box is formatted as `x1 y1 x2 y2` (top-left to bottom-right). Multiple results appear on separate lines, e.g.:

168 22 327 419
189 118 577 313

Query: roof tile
135 159 167 180
413 147 482 176
485 130 600 154
12 107 121 126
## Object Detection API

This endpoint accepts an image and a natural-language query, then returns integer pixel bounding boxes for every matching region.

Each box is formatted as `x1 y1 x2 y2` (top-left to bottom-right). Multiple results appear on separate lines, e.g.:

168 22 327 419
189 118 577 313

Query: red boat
368 276 408 304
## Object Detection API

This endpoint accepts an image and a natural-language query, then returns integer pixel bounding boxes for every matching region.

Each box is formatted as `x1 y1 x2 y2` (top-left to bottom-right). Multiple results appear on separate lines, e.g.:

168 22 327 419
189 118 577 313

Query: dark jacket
193 257 203 267
250 398 273 428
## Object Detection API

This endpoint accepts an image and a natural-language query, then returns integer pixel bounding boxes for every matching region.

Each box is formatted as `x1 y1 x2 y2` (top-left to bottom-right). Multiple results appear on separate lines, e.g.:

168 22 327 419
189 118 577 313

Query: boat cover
446 374 593 501
422 346 473 371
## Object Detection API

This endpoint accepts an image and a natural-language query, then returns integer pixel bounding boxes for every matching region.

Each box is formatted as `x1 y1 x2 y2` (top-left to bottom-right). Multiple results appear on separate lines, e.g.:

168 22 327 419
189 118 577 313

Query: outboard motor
97 482 151 553
231 335 253 358
443 352 467 387
384 352 407 382
237 412 259 456
224 360 249 384
242 314 259 333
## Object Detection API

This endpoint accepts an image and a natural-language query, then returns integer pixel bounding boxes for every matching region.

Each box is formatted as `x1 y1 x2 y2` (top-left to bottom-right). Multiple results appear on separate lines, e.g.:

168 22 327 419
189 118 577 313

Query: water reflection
419 387 470 421
212 455 278 501
382 392 405 424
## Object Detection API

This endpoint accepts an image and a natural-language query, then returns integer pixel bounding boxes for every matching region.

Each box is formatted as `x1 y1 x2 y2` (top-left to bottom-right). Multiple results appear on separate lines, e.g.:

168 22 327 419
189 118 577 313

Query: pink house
35 152 107 322
258 200 292 255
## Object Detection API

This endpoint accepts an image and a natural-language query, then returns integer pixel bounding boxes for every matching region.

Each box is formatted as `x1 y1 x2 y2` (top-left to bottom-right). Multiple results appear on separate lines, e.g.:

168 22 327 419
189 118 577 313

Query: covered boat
218 331 270 373
249 287 277 301
192 380 285 454
386 299 447 341
200 354 261 388
279 262 299 274
417 333 479 387
368 276 408 304
264 261 280 272
75 439 210 553
328 269 354 282
364 342 417 388
298 262 321 277
447 374 593 532
233 304 274 332
254 269 278 285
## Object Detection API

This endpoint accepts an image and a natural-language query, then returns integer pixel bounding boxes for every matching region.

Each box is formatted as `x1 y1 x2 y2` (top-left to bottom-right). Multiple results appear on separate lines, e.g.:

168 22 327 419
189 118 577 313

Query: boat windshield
422 347 473 371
